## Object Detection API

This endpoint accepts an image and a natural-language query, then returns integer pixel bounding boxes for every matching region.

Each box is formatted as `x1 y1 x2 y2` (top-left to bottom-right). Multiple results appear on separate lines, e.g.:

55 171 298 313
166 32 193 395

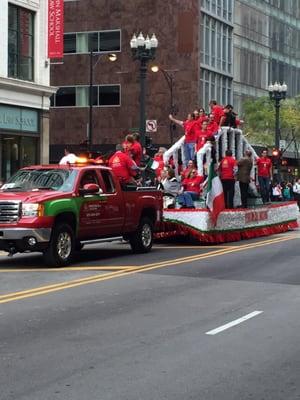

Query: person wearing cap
108 144 138 186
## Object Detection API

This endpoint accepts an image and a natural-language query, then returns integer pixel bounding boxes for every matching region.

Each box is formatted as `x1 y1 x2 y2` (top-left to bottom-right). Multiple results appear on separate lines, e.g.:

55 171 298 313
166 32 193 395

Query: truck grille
0 201 21 223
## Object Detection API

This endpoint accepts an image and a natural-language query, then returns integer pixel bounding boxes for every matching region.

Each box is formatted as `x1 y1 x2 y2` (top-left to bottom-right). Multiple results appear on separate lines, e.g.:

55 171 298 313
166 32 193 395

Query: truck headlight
22 203 44 217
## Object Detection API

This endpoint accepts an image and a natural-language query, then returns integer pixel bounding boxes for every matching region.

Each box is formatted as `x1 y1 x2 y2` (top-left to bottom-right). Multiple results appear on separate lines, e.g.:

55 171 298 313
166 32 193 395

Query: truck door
77 170 107 239
97 169 125 235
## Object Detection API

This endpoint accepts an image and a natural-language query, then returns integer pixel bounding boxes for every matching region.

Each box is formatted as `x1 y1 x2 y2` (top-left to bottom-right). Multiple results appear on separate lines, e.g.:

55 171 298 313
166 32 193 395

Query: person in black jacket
220 104 237 128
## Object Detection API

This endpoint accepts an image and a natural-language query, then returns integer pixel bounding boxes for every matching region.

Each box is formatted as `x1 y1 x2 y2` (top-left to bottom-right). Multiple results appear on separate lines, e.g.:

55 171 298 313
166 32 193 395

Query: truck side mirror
79 183 102 195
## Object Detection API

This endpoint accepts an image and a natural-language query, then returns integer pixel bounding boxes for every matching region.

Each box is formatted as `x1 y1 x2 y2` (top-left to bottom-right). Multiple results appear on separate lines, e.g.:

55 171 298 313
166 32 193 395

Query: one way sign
146 120 157 133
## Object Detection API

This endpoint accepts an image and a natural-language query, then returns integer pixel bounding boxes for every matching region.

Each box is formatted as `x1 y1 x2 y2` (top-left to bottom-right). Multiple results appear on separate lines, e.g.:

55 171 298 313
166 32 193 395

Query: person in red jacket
193 108 208 128
255 149 273 204
219 149 237 208
177 169 204 208
169 113 197 165
181 160 196 180
196 120 209 152
131 132 143 166
209 100 224 125
207 114 220 136
153 147 167 179
109 144 139 187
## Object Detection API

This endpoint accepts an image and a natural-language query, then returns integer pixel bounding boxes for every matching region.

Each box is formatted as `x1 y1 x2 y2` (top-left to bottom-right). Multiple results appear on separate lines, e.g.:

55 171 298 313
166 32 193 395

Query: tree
242 96 300 151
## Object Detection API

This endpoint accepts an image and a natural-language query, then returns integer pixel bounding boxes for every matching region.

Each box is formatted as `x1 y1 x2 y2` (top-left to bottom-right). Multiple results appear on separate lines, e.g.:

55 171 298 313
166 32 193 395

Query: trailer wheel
43 223 75 267
129 217 153 253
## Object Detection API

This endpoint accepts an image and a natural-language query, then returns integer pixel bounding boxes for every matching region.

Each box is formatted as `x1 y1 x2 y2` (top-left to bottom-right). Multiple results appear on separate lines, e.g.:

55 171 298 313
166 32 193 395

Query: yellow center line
0 234 298 304
153 245 234 249
0 266 136 272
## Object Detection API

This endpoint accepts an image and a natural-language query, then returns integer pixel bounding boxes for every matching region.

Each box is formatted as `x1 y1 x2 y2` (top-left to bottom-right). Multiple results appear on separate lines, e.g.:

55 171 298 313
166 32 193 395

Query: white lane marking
206 311 263 335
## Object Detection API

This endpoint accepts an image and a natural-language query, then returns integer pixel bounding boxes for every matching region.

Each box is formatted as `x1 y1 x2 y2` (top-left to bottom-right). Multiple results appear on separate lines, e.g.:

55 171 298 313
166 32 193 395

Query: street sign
146 120 157 133
279 139 286 149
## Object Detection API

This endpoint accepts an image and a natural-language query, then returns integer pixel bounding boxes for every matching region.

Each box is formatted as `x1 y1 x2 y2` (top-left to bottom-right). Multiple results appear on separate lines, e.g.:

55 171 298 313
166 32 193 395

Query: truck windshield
1 169 78 192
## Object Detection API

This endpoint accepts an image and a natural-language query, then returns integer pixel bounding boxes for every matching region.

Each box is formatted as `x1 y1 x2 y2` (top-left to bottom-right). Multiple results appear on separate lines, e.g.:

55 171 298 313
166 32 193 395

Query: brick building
51 0 300 164
50 0 201 161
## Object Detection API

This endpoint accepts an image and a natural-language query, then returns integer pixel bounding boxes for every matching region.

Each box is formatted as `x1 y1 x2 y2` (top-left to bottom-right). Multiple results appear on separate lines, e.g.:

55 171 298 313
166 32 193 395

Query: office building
50 0 300 158
0 0 55 180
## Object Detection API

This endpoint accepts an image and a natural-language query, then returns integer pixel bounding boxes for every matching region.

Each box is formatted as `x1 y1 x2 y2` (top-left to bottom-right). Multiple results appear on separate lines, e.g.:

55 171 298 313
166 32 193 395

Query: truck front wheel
129 217 153 253
43 223 75 267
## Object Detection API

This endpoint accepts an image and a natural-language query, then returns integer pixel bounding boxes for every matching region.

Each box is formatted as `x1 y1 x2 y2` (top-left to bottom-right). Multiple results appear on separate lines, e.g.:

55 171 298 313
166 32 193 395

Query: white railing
163 127 258 179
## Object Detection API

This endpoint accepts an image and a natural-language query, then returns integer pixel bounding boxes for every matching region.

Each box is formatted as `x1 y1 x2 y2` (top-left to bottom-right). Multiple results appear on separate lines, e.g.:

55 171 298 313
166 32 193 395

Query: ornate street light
88 52 117 151
151 65 178 143
130 32 158 147
268 82 287 179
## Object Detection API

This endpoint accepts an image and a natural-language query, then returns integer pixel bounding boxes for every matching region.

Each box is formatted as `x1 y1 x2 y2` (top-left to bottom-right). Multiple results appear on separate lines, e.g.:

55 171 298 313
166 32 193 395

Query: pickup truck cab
0 164 163 266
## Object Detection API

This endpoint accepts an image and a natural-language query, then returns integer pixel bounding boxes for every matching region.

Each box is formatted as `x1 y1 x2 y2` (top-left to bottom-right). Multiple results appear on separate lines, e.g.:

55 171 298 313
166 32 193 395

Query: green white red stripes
206 161 225 224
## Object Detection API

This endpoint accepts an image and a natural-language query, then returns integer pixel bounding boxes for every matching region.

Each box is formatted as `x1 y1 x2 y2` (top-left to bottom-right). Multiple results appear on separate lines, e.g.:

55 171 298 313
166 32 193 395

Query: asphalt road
0 230 300 400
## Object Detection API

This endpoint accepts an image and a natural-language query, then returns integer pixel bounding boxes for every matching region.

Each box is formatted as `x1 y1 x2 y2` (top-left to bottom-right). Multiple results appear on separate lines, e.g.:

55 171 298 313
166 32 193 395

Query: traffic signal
145 135 152 147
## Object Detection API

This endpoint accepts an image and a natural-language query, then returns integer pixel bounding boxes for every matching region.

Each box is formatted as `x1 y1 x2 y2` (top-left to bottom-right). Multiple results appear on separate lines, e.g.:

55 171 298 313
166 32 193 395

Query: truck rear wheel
129 217 153 253
43 223 75 267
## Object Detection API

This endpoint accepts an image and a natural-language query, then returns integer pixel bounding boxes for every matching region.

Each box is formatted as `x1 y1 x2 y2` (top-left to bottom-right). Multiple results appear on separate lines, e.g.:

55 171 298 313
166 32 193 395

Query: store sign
0 106 38 133
48 0 64 59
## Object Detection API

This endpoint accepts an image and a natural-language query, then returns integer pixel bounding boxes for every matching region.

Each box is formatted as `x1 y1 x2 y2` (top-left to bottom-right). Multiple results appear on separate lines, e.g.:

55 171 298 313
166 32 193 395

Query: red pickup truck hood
0 190 70 203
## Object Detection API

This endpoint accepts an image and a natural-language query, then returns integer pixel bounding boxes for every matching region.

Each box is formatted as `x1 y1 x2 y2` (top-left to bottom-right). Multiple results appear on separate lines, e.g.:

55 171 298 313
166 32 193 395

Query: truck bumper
0 228 51 253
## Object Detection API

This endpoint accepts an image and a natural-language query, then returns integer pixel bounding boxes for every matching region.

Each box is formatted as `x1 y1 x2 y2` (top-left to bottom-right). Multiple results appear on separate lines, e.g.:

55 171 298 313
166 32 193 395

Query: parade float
155 127 299 244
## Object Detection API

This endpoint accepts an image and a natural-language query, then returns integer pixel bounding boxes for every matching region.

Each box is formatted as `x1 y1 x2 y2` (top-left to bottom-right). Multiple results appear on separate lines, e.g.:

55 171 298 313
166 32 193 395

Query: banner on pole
48 0 64 59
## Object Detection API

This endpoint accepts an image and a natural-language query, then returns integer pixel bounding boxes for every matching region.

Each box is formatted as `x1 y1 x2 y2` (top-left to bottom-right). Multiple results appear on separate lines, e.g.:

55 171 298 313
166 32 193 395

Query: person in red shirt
207 114 220 136
219 149 237 208
177 169 204 208
153 147 167 178
209 100 224 125
169 113 197 165
193 108 208 128
108 144 138 186
181 160 196 180
122 134 135 155
256 149 273 204
196 120 209 152
131 132 143 166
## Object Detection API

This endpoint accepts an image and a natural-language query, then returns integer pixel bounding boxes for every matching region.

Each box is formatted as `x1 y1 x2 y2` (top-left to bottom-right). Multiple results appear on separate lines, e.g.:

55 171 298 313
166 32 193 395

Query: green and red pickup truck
0 164 163 266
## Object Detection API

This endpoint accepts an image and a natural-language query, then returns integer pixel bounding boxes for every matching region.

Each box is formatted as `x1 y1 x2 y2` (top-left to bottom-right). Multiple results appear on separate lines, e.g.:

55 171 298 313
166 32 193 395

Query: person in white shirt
293 178 300 209
59 148 79 165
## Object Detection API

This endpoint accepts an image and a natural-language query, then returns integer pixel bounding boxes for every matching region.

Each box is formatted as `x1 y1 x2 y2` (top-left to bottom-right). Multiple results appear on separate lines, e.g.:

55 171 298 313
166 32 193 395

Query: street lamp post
130 33 158 148
88 52 117 151
268 81 287 179
151 65 178 143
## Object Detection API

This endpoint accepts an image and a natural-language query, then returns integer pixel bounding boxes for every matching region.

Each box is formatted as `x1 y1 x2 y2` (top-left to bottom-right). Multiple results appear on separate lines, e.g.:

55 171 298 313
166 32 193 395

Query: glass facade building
200 0 300 112
200 0 234 110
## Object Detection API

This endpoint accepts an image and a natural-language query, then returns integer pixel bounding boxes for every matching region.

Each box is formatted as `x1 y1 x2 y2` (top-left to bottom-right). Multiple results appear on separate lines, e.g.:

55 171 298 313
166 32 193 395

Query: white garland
163 203 299 232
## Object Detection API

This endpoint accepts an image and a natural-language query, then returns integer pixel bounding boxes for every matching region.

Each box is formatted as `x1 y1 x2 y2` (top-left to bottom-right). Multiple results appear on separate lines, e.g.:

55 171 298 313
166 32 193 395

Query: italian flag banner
206 161 225 225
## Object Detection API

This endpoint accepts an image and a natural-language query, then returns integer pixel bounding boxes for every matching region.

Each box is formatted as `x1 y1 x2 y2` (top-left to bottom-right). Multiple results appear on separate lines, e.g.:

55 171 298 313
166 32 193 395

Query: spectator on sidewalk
293 178 300 209
271 182 282 202
236 150 253 208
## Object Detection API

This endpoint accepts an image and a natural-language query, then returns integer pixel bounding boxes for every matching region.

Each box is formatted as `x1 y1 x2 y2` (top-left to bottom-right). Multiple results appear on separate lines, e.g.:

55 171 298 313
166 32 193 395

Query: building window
63 30 121 54
55 87 76 107
51 85 121 107
8 4 34 81
201 12 233 75
200 69 232 109
98 85 120 106
63 34 76 53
